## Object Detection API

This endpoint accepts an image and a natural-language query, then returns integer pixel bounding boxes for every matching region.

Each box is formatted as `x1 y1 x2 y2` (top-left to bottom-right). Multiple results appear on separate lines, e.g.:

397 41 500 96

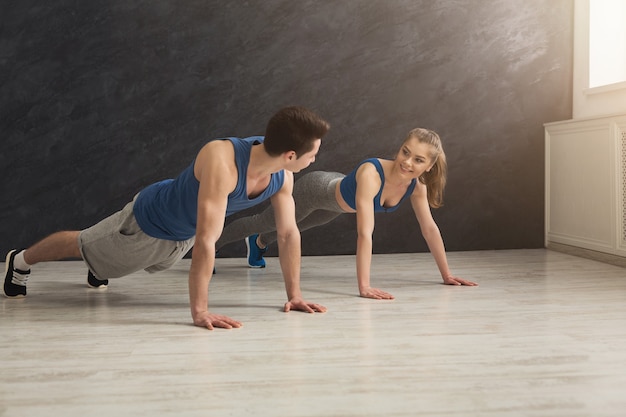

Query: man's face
287 139 321 173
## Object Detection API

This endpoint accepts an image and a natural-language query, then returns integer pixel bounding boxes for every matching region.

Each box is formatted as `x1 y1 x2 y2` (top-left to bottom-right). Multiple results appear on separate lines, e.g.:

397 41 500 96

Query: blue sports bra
339 158 416 213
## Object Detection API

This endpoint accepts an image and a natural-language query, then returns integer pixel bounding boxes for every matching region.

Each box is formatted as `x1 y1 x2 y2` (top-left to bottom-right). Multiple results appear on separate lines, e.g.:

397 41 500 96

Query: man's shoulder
199 139 235 158
196 139 237 177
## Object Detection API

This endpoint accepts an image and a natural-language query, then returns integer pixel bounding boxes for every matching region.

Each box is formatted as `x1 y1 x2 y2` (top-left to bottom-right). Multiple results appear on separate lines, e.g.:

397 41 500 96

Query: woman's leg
259 171 345 246
216 204 278 250
217 171 345 250
261 209 343 245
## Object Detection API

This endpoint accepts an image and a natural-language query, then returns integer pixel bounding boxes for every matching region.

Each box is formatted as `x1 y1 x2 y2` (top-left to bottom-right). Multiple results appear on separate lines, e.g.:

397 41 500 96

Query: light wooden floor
1 249 625 417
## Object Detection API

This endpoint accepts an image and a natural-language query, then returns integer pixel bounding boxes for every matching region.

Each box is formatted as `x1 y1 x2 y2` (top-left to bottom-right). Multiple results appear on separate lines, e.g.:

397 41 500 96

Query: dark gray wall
0 0 573 258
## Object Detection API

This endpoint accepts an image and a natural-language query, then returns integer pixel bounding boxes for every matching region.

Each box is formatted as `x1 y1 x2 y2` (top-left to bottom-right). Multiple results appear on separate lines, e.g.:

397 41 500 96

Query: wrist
440 270 452 279
191 306 208 316
286 290 303 300
357 277 370 289
288 295 304 304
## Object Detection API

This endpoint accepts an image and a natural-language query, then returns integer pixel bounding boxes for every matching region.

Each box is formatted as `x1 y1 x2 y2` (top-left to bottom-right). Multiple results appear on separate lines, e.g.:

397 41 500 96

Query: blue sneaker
245 234 267 268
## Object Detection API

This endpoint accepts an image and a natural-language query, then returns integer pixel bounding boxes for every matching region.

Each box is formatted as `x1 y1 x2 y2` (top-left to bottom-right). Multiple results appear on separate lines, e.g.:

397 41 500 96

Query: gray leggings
217 171 346 249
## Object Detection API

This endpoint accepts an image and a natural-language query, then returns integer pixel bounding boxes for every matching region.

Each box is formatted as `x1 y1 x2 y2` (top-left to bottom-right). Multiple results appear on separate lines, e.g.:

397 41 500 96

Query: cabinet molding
545 114 626 259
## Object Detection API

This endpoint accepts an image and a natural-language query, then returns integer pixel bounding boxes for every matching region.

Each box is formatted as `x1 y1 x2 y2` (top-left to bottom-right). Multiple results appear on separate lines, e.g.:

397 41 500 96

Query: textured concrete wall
0 0 573 258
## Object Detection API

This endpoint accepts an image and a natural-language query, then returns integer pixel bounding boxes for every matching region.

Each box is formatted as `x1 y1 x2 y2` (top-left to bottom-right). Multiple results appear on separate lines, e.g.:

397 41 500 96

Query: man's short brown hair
264 106 330 158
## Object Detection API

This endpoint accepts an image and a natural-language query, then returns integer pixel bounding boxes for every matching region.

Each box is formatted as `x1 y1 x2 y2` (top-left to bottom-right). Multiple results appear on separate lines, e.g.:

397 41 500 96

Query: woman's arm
354 164 395 299
410 184 477 286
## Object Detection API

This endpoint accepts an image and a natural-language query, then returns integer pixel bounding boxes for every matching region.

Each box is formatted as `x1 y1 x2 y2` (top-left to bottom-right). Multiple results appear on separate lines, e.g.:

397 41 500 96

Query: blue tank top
339 158 416 213
133 136 285 240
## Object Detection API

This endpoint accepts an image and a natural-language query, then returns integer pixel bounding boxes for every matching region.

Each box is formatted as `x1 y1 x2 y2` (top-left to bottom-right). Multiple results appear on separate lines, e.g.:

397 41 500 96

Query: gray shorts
78 196 195 280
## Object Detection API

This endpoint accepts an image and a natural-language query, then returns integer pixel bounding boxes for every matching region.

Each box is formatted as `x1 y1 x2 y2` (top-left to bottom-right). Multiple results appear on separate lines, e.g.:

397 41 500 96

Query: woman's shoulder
411 178 427 196
355 159 381 175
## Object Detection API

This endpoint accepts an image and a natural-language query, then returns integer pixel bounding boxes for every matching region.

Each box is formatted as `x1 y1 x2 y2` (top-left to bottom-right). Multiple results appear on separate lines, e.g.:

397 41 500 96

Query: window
589 0 626 88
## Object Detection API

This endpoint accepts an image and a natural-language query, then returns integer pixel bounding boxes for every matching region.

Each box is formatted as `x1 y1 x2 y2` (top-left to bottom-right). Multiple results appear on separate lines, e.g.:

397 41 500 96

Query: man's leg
23 231 82 264
4 231 81 298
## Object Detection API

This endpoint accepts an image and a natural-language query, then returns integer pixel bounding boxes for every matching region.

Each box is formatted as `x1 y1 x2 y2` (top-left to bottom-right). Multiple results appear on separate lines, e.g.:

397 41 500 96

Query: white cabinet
545 114 626 263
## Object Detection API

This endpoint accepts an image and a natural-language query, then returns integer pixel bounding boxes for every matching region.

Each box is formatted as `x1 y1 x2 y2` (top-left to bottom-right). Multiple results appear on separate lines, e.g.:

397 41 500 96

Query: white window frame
573 0 626 118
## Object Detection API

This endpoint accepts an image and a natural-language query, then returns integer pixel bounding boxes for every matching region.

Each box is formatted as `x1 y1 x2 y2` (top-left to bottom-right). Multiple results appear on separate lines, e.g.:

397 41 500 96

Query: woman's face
394 137 436 178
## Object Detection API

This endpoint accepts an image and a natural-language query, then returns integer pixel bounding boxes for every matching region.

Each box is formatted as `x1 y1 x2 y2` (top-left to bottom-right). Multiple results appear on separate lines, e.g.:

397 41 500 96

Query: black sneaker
4 249 29 298
87 270 108 289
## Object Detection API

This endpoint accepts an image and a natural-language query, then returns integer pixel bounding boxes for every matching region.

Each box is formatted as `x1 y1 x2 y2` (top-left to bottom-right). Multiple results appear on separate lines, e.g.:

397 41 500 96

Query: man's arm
188 141 244 330
271 171 327 313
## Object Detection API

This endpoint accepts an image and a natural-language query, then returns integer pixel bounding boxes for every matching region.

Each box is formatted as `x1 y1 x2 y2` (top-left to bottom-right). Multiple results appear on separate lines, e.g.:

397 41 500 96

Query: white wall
573 0 626 119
